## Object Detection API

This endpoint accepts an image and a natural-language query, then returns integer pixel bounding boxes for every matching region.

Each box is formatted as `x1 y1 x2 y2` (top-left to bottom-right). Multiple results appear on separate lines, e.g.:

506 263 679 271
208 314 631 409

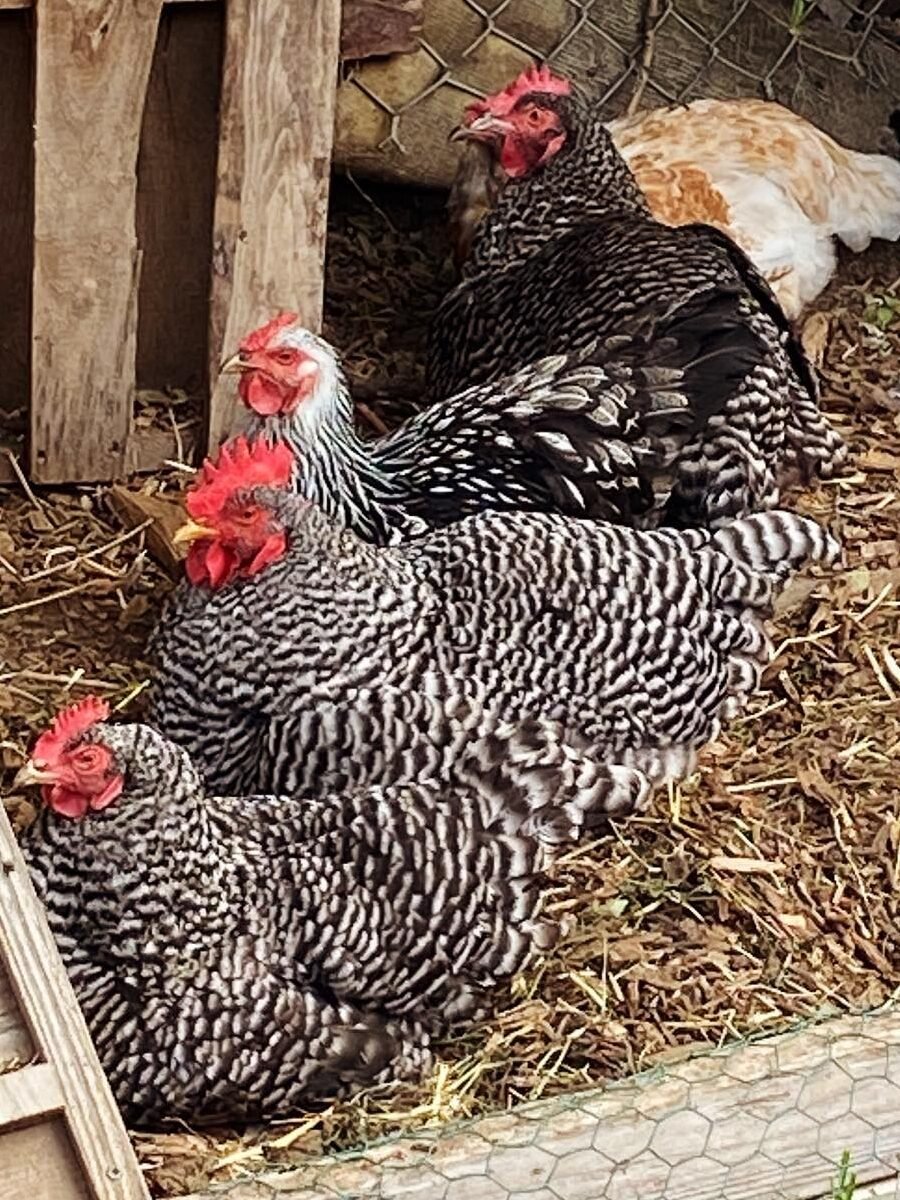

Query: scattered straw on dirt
1 182 898 1195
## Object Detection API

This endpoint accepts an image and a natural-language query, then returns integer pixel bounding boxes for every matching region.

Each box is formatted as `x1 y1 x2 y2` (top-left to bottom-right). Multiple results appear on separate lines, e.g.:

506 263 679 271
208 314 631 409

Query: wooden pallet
0 805 149 1200
0 0 341 484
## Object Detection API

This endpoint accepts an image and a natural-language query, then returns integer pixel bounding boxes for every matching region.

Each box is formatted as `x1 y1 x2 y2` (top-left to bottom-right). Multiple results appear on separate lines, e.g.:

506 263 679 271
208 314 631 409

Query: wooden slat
0 807 149 1198
206 0 342 450
0 1120 92 1200
0 1062 63 1128
0 1 212 6
0 957 33 1069
30 0 164 483
341 0 423 60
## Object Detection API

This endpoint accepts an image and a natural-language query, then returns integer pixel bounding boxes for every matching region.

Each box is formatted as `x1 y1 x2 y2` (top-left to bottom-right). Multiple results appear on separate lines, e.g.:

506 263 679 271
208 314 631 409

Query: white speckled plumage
148 487 838 805
21 718 621 1123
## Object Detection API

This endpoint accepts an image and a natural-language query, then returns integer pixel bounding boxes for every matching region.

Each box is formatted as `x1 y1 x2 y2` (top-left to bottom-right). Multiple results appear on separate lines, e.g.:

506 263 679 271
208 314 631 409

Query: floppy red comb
466 65 571 120
33 696 110 764
187 436 296 521
239 312 300 354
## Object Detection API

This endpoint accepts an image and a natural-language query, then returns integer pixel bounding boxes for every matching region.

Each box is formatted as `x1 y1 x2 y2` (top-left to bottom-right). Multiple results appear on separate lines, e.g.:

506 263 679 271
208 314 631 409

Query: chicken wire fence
187 1008 900 1200
333 0 900 187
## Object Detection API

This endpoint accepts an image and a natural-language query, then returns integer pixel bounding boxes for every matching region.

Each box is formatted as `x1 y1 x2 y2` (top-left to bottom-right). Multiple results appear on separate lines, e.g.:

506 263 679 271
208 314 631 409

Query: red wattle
241 372 294 416
44 785 89 819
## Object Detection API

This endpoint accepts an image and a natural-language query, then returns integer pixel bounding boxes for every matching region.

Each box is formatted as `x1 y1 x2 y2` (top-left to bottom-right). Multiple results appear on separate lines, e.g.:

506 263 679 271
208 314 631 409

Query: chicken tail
710 509 840 585
455 717 650 850
824 141 900 252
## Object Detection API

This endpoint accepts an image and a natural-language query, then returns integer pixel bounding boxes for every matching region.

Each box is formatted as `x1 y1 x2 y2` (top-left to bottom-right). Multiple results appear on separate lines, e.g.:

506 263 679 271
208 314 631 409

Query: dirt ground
1 181 898 1195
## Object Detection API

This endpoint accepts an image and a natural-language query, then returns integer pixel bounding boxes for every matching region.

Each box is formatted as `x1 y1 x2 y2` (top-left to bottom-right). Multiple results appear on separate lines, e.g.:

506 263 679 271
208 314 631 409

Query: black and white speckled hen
428 71 847 529
15 697 618 1124
148 437 838 806
221 309 762 542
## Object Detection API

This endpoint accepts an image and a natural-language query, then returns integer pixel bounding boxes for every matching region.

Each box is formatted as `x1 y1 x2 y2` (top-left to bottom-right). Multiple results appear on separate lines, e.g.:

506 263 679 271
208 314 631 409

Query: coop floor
0 182 899 1196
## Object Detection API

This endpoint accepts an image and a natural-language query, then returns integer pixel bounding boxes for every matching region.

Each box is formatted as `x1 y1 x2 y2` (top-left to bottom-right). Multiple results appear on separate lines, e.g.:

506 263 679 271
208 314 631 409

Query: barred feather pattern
20 720 615 1124
428 93 847 528
148 494 838 803
246 325 763 545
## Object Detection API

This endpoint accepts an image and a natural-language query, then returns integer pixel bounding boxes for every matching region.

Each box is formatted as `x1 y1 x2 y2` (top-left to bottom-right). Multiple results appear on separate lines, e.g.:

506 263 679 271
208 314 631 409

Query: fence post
29 0 164 484
207 0 342 451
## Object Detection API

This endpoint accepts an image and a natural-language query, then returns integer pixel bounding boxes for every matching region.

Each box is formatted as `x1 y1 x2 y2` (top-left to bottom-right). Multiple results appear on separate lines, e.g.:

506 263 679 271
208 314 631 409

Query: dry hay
1 182 899 1195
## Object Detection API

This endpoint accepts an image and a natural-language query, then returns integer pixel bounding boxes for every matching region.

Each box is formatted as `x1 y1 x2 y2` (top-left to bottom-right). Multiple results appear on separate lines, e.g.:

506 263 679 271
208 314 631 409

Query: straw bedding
1 179 898 1195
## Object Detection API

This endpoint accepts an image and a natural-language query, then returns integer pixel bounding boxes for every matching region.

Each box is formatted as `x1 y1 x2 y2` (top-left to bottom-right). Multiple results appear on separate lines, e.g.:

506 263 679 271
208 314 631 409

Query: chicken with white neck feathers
222 305 781 541
149 436 839 810
17 696 623 1123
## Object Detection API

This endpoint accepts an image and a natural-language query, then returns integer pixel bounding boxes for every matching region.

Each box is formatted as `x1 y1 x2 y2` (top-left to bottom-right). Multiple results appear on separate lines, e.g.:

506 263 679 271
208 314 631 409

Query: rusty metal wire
338 0 899 166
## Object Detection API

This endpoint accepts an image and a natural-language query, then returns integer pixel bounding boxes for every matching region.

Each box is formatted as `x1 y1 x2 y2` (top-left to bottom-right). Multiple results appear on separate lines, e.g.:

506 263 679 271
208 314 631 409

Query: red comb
466 65 571 120
239 312 300 354
33 696 110 764
187 436 295 521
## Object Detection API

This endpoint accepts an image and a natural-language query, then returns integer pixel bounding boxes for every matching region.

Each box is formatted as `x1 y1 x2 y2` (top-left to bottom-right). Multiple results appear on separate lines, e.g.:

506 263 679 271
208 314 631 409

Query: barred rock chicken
430 74 847 530
222 310 763 541
149 437 838 806
449 68 900 318
15 697 617 1124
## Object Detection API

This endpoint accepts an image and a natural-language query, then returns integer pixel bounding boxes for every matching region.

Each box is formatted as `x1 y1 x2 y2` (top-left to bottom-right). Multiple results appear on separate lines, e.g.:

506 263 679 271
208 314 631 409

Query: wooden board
136 1 224 398
0 1121 91 1200
206 0 342 450
30 0 164 483
341 0 423 60
0 9 32 417
0 806 149 1199
0 957 33 1070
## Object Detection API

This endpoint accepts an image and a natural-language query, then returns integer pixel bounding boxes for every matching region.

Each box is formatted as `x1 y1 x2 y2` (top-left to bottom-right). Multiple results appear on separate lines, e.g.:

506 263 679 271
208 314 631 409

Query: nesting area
1 181 899 1196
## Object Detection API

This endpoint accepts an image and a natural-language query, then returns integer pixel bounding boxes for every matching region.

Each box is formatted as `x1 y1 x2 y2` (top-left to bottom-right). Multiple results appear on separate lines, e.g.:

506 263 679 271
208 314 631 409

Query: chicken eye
527 108 543 126
273 349 296 366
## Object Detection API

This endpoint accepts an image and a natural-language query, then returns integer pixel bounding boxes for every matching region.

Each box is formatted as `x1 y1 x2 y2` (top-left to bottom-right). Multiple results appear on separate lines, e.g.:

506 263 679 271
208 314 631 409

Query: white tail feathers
828 147 900 252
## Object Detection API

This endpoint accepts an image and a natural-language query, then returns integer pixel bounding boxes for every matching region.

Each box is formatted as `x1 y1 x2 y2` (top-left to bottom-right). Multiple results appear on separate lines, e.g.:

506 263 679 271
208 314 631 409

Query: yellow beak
12 761 56 790
172 518 217 547
219 352 248 376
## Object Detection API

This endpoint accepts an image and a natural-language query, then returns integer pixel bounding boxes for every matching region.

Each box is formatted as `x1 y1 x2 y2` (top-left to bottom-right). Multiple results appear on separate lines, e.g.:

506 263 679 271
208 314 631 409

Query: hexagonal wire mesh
192 1008 900 1199
333 0 900 188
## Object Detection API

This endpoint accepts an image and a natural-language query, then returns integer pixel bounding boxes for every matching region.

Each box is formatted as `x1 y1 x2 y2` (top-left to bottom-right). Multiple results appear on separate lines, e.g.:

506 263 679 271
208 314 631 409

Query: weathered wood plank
0 1062 63 1128
183 1009 900 1200
0 806 149 1198
207 0 341 450
341 0 423 61
0 1120 92 1200
30 0 164 483
848 1181 900 1199
0 956 33 1070
0 0 213 6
